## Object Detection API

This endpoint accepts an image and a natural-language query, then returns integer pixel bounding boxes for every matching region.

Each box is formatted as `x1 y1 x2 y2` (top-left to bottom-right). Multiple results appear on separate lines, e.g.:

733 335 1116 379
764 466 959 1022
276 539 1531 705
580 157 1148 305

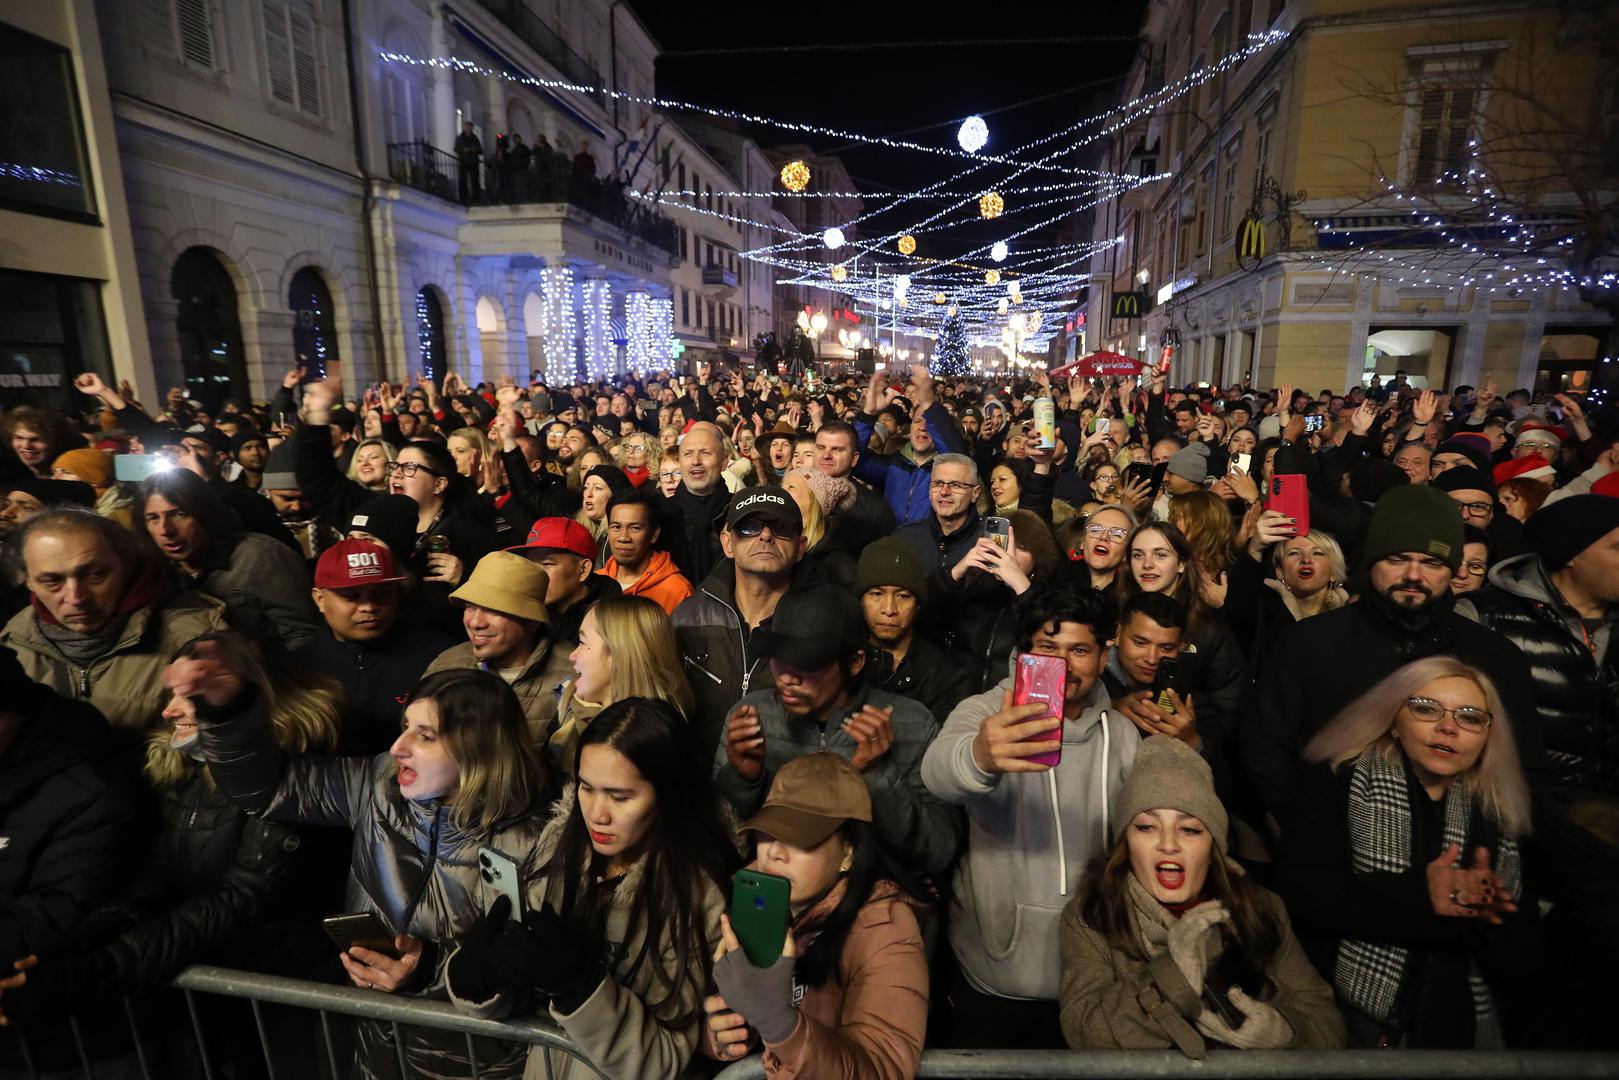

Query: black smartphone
1151 656 1181 712
1304 414 1327 434
322 912 400 959
1201 941 1270 1035
1123 461 1154 490
1148 460 1170 496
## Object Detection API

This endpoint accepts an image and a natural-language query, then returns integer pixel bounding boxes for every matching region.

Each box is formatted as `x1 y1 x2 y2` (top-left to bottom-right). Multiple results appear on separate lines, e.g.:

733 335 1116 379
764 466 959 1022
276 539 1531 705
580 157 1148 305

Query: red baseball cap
508 517 596 559
315 538 408 590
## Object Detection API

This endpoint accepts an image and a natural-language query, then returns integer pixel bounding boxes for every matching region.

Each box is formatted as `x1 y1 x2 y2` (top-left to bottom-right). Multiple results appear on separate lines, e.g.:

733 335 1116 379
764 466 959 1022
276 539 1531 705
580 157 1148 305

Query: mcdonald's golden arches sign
1112 290 1146 319
1237 215 1266 270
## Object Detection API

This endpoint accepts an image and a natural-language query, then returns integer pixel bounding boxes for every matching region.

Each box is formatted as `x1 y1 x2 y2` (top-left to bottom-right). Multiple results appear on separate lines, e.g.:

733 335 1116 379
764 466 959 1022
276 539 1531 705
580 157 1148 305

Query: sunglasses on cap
732 516 803 540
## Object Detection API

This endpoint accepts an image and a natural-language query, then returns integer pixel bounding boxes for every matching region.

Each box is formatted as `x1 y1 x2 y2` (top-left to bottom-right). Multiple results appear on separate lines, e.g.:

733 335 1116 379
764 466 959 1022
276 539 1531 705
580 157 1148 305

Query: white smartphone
1095 417 1111 434
477 846 525 918
1230 452 1252 476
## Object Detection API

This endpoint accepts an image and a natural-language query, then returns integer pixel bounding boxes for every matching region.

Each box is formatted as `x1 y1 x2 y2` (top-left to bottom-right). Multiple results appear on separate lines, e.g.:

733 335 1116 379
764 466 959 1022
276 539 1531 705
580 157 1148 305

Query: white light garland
649 297 674 371
625 291 653 371
541 265 575 384
582 279 613 381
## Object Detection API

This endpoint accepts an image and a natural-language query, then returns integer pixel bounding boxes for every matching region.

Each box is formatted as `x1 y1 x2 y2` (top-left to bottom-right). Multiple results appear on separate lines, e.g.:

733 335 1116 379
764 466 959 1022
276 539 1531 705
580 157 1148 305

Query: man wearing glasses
1431 465 1526 564
672 487 807 757
893 454 984 580
1247 484 1543 830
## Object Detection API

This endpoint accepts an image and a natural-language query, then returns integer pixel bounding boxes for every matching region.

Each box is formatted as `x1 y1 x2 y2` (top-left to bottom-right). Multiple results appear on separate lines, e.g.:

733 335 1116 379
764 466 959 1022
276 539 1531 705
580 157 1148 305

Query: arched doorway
288 266 340 378
171 247 246 410
416 286 446 381
475 294 504 381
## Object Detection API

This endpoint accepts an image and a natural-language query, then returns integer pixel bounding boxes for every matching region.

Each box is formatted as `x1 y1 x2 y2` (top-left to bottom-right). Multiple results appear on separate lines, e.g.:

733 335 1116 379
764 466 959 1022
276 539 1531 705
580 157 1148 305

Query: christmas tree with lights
932 309 970 378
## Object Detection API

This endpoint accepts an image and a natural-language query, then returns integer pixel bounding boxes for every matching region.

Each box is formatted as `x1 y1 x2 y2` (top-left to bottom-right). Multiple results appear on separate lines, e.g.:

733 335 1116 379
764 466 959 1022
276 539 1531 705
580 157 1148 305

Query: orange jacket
597 550 693 615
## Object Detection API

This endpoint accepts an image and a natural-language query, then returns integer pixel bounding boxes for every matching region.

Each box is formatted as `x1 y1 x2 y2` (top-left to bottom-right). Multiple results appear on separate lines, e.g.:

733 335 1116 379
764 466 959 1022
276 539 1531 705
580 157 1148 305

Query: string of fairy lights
380 24 1604 376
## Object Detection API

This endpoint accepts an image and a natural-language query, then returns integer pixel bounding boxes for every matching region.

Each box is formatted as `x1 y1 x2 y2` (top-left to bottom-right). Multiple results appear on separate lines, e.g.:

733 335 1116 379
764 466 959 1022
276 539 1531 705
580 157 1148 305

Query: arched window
288 266 339 377
416 286 446 381
171 247 246 410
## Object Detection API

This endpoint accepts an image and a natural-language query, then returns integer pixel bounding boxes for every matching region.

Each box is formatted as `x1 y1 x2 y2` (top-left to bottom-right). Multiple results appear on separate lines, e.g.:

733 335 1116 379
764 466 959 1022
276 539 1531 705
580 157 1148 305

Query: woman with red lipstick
1283 657 1538 1048
444 697 736 1079
1060 736 1343 1056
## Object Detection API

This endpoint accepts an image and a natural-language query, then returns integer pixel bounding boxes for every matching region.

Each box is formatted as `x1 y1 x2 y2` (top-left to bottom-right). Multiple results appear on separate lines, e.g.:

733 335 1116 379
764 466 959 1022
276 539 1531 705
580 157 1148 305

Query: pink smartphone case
1015 653 1067 767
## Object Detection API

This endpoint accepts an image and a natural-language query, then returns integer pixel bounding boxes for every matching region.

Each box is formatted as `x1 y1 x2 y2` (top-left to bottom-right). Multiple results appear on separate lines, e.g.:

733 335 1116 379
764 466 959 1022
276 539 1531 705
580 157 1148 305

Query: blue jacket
853 403 966 525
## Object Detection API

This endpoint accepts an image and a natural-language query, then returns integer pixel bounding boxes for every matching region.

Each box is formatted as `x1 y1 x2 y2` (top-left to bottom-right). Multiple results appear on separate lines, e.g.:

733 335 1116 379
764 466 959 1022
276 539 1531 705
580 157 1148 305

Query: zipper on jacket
76 665 90 699
401 806 444 931
683 654 723 685
703 586 754 695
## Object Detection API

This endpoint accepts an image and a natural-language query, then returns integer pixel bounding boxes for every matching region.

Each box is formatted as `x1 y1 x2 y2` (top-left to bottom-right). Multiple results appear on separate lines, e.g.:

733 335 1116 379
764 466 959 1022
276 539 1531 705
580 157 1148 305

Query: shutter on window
1444 88 1475 176
289 1 321 116
262 0 295 105
175 0 214 67
1414 87 1446 182
141 0 175 55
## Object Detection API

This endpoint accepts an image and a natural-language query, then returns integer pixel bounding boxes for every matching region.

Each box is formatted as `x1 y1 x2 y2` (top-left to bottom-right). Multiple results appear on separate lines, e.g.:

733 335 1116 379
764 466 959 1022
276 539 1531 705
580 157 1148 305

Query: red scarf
624 464 651 488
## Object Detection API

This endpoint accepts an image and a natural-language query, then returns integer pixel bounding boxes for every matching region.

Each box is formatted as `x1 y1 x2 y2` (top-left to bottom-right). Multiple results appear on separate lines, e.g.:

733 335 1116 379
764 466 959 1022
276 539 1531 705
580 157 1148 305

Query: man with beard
714 582 959 878
1244 484 1542 829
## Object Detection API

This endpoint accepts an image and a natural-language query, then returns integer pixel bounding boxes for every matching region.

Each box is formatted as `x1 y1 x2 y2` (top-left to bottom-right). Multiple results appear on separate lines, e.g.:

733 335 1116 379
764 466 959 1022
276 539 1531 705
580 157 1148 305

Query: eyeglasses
1451 498 1493 518
658 470 682 481
930 479 976 493
383 461 440 479
733 518 803 540
1086 524 1129 541
1458 559 1488 576
1404 696 1493 732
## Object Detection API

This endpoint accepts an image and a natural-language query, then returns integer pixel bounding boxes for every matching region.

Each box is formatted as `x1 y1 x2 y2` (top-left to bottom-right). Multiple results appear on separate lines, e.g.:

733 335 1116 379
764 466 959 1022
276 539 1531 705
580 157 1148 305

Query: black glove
493 905 604 1015
446 894 513 1004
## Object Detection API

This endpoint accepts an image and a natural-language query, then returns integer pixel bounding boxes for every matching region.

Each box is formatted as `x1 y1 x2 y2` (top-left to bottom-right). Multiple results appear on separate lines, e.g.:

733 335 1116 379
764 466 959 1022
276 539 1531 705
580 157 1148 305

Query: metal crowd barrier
4 965 606 1080
714 1049 1619 1080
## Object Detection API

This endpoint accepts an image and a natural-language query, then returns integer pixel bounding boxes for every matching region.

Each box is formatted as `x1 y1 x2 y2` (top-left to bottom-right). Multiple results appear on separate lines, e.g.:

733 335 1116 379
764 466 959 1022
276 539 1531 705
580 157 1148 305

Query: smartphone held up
1014 652 1067 768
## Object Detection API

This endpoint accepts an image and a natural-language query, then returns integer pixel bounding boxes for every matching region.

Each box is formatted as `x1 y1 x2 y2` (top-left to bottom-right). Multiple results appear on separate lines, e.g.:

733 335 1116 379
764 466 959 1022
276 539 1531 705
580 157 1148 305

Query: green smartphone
730 869 792 966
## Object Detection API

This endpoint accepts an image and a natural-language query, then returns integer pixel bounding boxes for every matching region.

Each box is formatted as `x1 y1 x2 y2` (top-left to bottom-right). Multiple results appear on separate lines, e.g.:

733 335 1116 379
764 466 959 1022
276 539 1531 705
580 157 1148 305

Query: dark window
0 24 97 221
0 270 112 409
1413 86 1476 184
173 247 247 410
288 266 339 377
416 287 446 382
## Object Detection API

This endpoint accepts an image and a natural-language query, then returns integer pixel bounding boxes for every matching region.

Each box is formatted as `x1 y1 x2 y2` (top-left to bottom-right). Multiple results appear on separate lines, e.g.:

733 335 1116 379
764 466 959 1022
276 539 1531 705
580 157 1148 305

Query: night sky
627 0 1147 257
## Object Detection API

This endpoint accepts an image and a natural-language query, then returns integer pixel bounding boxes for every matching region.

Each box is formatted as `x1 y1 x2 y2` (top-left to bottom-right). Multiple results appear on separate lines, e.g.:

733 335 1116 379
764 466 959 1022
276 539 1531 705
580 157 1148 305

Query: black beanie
584 464 633 494
1349 458 1409 503
347 494 419 557
1430 464 1496 497
7 476 95 509
1361 484 1464 571
1526 494 1619 571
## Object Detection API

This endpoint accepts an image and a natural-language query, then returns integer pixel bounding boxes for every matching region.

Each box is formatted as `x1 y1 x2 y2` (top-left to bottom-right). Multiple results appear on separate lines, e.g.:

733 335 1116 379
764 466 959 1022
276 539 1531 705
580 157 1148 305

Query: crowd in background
1 352 1616 1078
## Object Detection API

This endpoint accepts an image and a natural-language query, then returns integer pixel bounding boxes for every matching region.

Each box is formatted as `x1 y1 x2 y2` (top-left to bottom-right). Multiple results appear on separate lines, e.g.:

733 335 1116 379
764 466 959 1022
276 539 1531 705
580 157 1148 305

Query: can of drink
1158 344 1175 374
1033 395 1056 450
426 535 451 555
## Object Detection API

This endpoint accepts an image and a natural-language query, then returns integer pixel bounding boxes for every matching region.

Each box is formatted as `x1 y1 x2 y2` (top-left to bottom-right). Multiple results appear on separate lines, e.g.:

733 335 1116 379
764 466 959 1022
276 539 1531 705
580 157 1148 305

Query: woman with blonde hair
1282 657 1535 1048
551 594 694 772
780 467 857 588
345 436 397 492
613 431 660 487
184 658 551 1078
1223 519 1350 671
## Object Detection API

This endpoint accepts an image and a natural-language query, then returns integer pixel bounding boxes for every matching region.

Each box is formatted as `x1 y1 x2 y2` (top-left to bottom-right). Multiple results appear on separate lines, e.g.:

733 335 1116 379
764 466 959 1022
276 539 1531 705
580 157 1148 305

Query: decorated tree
932 309 970 378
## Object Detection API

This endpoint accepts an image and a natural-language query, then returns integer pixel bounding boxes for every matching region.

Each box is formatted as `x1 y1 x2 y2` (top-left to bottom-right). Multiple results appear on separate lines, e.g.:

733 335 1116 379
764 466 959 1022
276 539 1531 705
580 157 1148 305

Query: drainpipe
341 0 389 377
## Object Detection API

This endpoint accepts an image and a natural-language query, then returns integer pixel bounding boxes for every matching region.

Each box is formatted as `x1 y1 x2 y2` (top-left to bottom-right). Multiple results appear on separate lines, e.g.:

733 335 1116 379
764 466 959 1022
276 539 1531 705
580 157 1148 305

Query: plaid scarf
1336 747 1520 1037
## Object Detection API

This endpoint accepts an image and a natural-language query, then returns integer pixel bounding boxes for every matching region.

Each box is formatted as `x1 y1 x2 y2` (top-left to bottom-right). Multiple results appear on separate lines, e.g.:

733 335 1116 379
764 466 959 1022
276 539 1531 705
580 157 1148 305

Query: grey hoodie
921 675 1137 1001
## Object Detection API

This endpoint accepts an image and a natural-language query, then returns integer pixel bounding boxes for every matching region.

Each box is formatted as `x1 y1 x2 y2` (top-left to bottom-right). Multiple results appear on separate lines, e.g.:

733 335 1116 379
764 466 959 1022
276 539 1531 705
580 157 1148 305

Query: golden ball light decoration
933 291 947 305
897 234 917 256
985 269 1001 285
779 159 811 193
979 190 1005 220
830 264 848 282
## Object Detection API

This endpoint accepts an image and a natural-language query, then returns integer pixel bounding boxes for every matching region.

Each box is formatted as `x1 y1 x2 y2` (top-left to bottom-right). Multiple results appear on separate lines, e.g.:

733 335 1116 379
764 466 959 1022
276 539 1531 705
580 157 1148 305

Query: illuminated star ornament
958 115 988 154
779 159 810 192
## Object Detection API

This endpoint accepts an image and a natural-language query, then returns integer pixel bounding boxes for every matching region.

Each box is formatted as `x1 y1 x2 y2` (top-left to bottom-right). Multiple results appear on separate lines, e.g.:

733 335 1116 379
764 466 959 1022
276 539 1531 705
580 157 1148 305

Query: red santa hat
1493 454 1556 486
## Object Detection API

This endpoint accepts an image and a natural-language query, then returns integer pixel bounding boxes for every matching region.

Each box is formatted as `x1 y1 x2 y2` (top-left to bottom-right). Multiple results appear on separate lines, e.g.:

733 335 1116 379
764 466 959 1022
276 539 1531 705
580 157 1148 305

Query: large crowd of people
1 355 1616 1077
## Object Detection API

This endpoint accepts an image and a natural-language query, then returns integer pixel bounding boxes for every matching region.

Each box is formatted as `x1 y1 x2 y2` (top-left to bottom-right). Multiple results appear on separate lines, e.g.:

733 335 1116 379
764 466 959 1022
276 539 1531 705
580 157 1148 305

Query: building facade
1088 0 1614 395
69 0 784 408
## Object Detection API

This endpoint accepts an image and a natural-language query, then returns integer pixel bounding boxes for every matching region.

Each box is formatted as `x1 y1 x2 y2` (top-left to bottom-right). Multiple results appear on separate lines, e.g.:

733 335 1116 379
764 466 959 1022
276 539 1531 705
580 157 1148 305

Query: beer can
427 535 451 555
1033 395 1056 450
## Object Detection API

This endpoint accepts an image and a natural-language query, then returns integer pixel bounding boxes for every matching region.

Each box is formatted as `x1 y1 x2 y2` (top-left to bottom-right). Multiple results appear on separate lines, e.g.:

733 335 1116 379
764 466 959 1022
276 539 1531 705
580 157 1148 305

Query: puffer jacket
1 588 228 731
188 531 322 651
672 561 775 762
1460 553 1619 796
446 788 727 1080
425 635 574 749
195 686 551 1080
292 624 457 755
853 404 963 525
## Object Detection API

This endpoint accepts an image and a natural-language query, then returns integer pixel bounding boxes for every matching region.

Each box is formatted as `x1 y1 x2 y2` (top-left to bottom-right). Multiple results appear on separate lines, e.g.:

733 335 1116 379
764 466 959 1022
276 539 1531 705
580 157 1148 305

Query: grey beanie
1165 442 1210 484
260 441 297 491
1256 414 1283 440
1114 734 1230 848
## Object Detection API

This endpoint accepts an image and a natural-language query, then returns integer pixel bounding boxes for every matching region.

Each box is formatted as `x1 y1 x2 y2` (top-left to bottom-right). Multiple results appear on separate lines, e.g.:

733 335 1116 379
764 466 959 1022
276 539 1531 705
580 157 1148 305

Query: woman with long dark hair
445 697 737 1079
1061 736 1342 1057
702 752 932 1077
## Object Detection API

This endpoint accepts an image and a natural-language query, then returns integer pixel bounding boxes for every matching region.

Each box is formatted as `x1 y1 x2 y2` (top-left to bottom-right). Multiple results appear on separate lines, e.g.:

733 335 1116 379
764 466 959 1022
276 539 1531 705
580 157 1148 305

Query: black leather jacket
1462 554 1619 796
672 562 774 763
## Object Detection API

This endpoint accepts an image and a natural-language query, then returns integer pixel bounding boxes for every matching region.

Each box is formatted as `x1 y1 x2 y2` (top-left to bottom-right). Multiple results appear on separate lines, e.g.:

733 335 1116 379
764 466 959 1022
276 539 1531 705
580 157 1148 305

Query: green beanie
1361 484 1464 572
853 537 928 603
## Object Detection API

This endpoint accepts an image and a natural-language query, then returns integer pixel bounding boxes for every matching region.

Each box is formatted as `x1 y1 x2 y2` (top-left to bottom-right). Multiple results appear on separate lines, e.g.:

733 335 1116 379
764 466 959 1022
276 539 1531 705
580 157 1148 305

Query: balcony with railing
386 140 678 259
470 0 605 105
